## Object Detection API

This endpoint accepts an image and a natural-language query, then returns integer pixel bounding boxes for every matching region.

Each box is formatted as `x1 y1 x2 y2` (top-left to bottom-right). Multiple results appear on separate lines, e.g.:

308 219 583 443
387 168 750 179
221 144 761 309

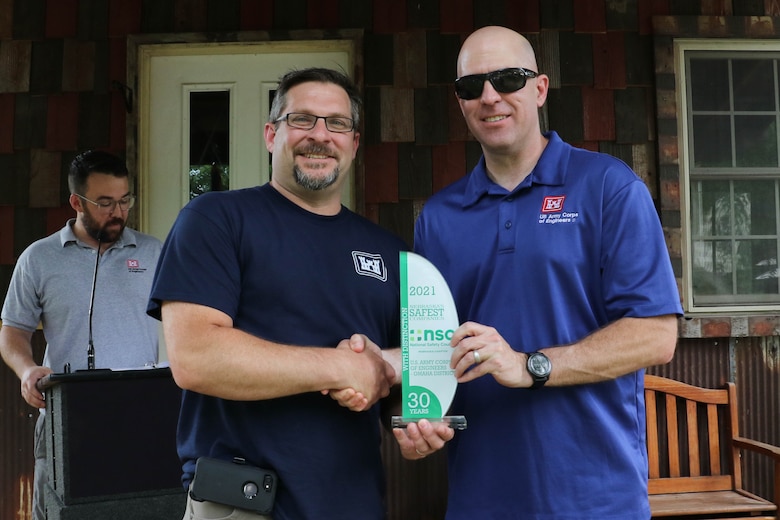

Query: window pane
691 180 730 237
733 59 776 111
734 115 778 167
692 240 732 296
734 179 776 235
189 91 230 199
736 239 779 294
690 58 730 111
692 115 732 167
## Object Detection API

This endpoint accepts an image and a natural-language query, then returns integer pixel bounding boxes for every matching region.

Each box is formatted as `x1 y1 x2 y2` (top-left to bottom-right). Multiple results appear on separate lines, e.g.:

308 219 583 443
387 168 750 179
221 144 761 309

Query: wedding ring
473 350 482 365
415 448 426 456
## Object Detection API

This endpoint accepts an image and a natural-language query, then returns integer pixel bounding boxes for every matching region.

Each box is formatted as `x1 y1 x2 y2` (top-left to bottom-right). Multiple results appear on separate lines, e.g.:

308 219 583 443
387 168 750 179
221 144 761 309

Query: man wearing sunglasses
407 26 683 519
0 150 162 520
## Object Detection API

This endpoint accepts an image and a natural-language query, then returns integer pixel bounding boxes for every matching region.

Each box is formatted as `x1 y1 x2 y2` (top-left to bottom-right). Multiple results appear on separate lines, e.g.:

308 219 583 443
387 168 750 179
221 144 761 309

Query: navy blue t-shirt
148 184 407 519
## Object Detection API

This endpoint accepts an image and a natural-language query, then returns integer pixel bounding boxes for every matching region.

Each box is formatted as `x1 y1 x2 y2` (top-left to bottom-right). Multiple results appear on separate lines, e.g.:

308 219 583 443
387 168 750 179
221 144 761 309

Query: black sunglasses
454 67 539 100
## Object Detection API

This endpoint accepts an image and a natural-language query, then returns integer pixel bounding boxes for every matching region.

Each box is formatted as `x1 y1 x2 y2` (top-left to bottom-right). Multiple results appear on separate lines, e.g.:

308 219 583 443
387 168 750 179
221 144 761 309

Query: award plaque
392 252 466 430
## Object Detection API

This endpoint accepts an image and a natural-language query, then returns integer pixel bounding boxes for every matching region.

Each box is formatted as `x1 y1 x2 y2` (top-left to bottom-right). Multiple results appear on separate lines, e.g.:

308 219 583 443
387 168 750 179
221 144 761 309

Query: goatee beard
294 165 339 191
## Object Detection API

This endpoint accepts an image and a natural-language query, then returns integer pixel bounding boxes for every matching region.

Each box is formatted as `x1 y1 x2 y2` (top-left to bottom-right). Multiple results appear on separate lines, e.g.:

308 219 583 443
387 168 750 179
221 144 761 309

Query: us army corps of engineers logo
539 195 579 225
352 251 388 281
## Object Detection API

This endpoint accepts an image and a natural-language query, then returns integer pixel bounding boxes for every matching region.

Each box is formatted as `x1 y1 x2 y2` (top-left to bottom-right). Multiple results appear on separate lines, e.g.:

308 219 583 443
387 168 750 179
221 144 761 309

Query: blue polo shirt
415 132 682 519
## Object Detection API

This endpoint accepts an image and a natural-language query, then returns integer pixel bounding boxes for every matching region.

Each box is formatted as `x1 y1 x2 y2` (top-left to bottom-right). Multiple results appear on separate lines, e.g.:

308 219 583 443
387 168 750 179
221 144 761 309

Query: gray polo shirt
1 219 162 372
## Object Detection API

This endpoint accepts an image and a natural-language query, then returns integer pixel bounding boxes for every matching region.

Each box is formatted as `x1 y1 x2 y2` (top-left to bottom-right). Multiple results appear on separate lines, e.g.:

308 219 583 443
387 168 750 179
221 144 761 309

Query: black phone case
189 457 278 515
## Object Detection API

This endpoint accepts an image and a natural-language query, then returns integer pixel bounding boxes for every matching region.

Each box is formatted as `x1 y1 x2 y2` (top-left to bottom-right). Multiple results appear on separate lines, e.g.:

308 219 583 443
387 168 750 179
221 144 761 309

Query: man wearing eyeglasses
0 150 162 520
404 26 683 519
148 68 451 520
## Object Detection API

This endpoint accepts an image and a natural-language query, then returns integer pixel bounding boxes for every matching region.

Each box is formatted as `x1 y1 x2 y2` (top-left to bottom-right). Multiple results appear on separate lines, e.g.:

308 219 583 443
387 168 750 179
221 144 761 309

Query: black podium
40 368 186 519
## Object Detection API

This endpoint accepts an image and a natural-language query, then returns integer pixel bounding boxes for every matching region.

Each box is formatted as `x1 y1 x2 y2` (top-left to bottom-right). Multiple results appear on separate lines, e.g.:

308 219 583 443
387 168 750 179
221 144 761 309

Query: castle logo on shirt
126 259 148 273
539 195 579 225
352 251 388 282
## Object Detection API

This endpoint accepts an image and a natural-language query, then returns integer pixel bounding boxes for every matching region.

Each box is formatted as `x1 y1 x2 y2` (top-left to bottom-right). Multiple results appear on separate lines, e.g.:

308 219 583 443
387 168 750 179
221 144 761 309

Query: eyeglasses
454 68 539 100
75 193 136 213
274 113 355 133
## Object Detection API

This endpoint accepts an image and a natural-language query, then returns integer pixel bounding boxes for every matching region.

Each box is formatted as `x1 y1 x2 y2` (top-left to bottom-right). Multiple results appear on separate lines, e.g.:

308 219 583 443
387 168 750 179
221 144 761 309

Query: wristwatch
526 351 552 389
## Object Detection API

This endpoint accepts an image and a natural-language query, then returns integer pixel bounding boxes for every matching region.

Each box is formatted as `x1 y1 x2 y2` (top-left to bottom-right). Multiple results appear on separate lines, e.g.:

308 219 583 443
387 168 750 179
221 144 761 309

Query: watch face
528 353 551 377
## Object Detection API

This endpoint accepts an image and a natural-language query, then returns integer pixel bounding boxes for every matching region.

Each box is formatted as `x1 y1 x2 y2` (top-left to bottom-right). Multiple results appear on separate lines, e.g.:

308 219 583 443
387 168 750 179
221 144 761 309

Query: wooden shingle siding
574 0 607 33
426 32 460 85
393 30 426 88
13 206 46 258
0 206 14 264
546 86 584 143
431 141 466 193
0 40 31 93
29 149 60 208
237 0 273 31
407 0 439 29
338 0 372 31
13 94 47 149
506 0 541 33
108 0 142 37
380 86 414 142
45 92 78 151
12 0 45 40
615 87 650 143
559 31 593 85
62 40 95 93
0 0 12 39
365 33 395 87
45 0 78 39
540 0 575 30
77 92 110 150
30 40 63 94
365 142 399 204
373 0 406 34
414 86 449 146
140 0 174 34
607 0 639 30
398 142 432 200
77 0 109 40
0 94 14 154
439 0 472 33
582 86 615 141
592 32 627 89
174 0 208 33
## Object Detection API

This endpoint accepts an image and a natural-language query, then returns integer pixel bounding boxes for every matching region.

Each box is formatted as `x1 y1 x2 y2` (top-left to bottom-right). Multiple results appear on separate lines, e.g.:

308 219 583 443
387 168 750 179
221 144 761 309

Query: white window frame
677 38 780 314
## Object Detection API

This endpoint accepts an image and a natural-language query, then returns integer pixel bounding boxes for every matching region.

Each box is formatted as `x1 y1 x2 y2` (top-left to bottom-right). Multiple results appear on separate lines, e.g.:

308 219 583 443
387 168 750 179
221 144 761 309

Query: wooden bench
645 374 780 519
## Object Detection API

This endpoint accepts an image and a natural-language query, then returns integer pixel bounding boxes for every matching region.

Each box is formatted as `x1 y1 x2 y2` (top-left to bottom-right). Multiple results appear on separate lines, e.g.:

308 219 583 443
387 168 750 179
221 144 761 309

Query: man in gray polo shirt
0 150 162 520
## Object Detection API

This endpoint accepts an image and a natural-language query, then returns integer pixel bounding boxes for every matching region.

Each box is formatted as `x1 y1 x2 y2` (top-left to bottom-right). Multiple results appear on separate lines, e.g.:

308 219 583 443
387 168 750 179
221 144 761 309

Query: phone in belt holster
189 456 278 515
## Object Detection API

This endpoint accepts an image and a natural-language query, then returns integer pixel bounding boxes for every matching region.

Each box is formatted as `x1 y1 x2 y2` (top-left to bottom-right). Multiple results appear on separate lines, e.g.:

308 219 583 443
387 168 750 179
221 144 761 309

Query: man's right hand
21 365 52 408
323 334 395 412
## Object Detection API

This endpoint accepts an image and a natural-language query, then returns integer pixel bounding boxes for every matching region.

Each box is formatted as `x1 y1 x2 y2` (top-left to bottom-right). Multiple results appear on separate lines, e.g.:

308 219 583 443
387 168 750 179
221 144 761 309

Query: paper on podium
392 251 466 430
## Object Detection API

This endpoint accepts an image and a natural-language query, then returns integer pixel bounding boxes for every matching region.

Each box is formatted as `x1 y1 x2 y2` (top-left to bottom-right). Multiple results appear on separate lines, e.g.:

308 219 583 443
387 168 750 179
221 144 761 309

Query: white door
137 41 356 241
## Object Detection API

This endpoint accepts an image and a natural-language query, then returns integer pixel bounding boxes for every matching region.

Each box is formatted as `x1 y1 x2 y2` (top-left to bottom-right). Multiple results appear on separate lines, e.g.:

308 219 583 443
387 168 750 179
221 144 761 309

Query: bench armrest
733 436 780 461
733 435 780 507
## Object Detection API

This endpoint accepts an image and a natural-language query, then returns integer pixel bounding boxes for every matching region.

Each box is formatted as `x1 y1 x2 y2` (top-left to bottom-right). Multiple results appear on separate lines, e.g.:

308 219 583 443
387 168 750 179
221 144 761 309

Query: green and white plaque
392 252 466 430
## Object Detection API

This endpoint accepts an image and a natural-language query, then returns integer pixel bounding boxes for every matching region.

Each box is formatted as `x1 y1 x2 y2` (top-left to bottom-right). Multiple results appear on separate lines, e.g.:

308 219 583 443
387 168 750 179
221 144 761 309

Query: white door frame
125 31 365 236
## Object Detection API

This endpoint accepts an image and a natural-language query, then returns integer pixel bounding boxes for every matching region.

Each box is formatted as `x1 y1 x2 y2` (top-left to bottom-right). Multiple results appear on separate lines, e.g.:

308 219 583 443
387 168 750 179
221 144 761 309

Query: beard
293 164 339 191
82 207 126 243
292 144 340 191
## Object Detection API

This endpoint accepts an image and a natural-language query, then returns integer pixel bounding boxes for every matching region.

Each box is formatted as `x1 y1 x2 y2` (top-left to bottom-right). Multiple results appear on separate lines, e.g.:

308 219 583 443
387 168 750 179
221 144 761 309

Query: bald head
457 26 538 77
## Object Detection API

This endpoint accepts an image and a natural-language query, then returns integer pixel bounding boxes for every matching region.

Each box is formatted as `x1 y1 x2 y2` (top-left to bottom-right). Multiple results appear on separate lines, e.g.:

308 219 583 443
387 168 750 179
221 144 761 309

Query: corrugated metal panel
381 428 447 520
1 332 44 520
736 336 780 502
646 336 731 388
